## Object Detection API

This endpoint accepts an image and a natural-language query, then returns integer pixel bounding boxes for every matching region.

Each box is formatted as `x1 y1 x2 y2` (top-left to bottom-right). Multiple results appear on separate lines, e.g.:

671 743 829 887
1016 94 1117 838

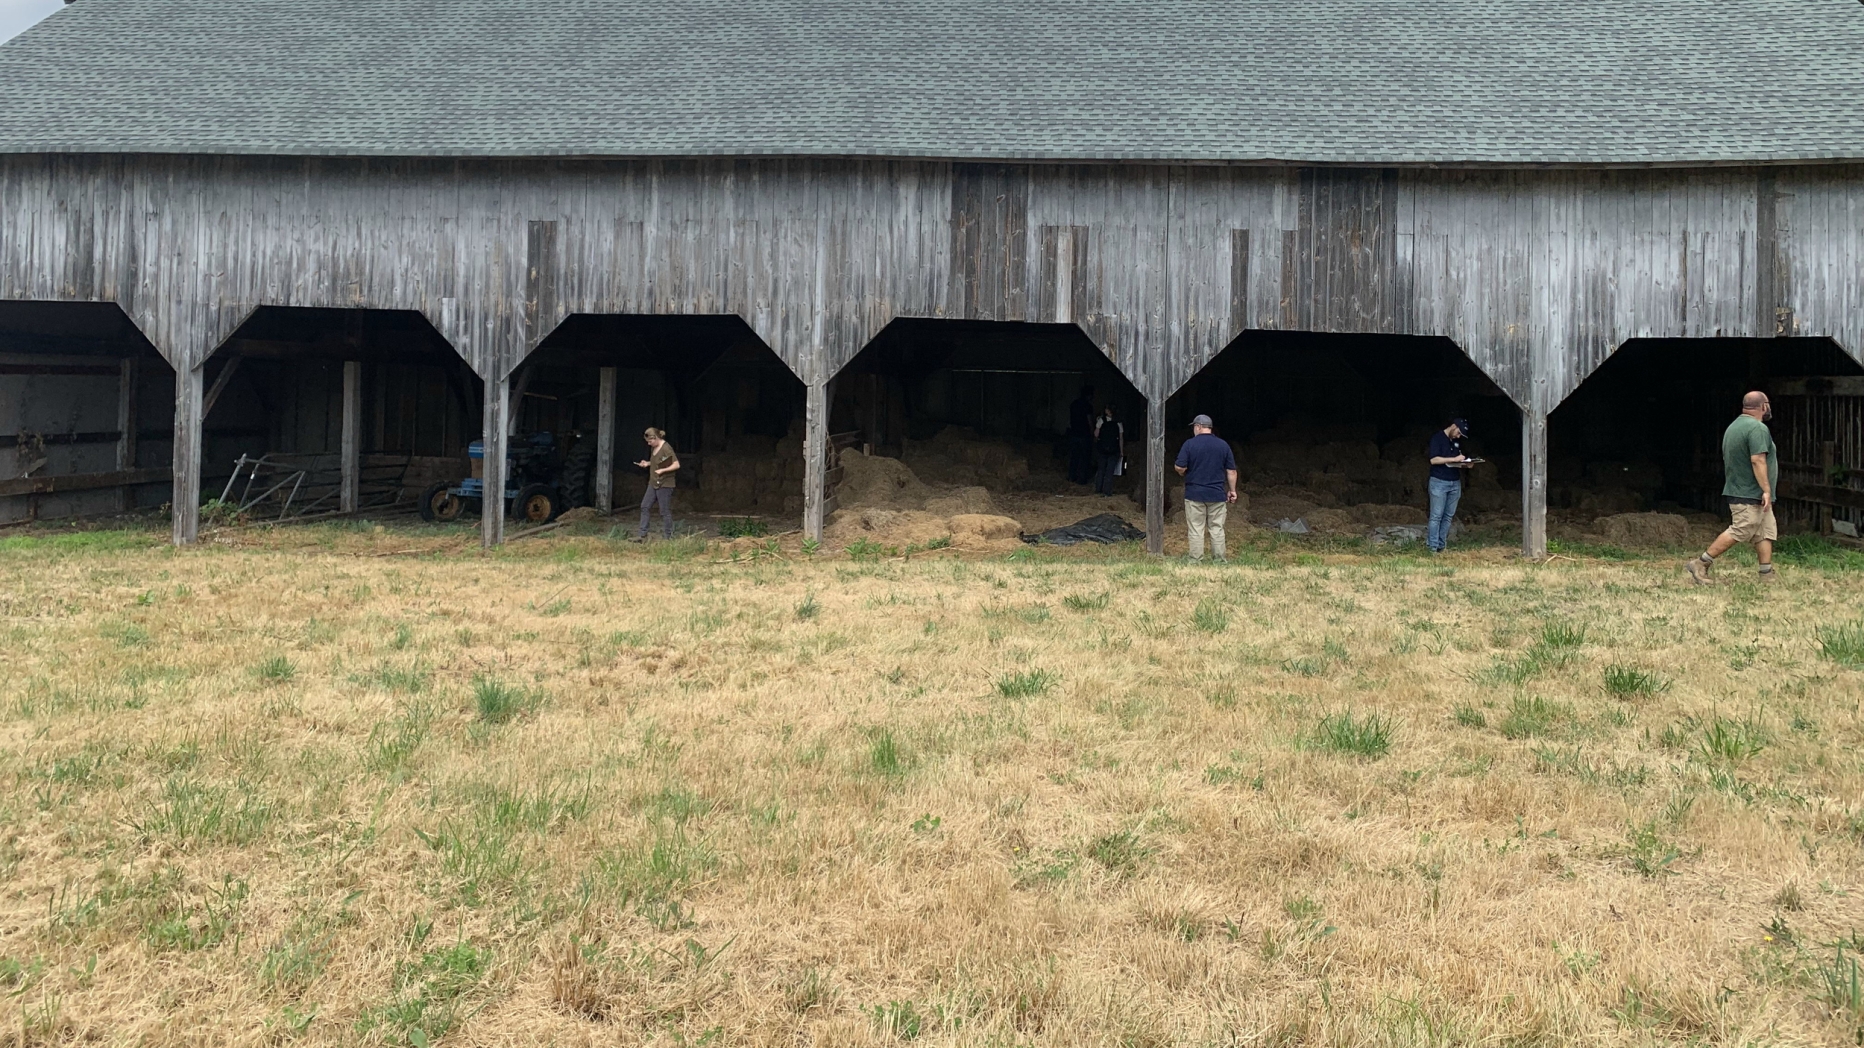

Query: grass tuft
996 668 1057 698
1817 619 1864 668
473 677 542 725
1602 664 1669 698
1306 711 1394 759
253 655 296 684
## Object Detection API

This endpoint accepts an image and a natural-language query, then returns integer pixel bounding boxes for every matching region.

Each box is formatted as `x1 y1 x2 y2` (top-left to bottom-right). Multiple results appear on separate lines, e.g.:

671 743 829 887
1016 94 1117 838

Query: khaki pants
1185 499 1227 561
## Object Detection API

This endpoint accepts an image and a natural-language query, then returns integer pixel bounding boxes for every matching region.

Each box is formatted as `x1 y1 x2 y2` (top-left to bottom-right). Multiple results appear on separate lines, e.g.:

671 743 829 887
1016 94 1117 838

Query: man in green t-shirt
1686 391 1779 584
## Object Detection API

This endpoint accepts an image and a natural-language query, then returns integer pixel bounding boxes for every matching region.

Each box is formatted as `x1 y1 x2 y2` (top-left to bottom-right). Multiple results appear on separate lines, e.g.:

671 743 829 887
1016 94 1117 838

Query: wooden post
340 360 361 514
116 357 139 513
481 373 510 548
1146 393 1166 556
803 379 828 541
1820 440 1837 536
172 363 203 545
1521 406 1549 560
595 366 617 513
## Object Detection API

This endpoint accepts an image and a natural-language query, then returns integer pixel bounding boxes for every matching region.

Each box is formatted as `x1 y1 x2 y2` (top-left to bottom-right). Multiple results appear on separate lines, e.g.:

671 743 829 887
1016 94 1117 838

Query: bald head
1741 391 1772 422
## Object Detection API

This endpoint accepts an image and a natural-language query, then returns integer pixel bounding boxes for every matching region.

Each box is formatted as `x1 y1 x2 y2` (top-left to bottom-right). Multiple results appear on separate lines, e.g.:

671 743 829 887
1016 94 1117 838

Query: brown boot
1758 567 1778 584
1685 556 1714 585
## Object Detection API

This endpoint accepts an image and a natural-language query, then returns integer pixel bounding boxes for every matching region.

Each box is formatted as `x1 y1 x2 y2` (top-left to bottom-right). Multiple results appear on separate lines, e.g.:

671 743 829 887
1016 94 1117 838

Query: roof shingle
1 0 1862 164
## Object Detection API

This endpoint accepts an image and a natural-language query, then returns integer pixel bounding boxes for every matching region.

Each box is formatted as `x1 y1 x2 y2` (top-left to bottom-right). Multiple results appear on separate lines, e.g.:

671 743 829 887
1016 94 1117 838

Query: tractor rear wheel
560 439 595 508
420 481 466 522
512 484 558 524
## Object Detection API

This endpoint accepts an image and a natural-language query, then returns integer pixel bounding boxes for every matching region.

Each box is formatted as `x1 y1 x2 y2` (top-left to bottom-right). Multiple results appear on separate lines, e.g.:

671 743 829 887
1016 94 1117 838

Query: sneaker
628 535 645 543
1685 557 1712 584
1758 568 1779 585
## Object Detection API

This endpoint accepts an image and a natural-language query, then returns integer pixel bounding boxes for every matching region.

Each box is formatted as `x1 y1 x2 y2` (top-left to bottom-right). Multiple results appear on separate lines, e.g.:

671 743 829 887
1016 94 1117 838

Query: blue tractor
419 431 565 525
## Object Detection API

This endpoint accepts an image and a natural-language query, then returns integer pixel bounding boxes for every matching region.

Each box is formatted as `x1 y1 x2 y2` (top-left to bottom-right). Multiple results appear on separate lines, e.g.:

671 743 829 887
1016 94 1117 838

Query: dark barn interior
833 319 1145 495
1166 332 1521 535
1550 338 1864 541
523 315 806 521
200 308 477 521
0 301 174 524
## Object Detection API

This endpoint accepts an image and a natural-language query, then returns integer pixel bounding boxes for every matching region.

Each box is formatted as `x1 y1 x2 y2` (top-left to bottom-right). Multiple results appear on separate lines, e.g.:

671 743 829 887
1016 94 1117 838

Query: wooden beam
340 359 361 513
200 354 242 419
803 380 828 541
117 357 138 512
0 467 170 499
1145 394 1165 556
172 364 203 545
1521 407 1549 560
1782 483 1864 512
1772 376 1864 397
595 366 616 513
481 373 510 547
0 363 119 376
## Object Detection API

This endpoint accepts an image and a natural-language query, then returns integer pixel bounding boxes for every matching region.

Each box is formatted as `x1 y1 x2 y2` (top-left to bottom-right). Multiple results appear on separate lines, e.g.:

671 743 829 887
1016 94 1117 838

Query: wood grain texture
4 155 1863 552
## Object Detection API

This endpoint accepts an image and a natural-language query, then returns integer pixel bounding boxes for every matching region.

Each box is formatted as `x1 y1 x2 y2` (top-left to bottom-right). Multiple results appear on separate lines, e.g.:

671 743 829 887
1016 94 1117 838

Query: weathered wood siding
5 156 1861 397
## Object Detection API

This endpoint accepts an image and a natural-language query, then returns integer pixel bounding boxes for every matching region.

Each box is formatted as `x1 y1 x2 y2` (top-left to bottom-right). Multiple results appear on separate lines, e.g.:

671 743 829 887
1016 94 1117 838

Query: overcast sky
0 0 63 44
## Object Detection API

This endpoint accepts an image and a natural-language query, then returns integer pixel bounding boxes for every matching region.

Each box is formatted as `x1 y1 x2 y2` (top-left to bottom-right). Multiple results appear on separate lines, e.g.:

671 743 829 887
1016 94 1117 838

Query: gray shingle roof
2 0 1863 164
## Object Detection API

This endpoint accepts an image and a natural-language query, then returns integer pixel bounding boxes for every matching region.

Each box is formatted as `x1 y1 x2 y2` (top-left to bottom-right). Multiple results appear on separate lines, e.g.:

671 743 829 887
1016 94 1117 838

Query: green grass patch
1305 710 1394 759
718 517 770 539
1602 664 1670 698
472 677 543 725
996 669 1057 698
253 655 296 684
1817 619 1864 669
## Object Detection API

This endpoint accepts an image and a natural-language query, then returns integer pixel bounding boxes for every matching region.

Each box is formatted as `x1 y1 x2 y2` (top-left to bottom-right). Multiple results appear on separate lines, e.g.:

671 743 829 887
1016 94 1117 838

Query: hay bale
949 513 1024 549
824 508 951 548
1600 512 1688 548
556 506 603 525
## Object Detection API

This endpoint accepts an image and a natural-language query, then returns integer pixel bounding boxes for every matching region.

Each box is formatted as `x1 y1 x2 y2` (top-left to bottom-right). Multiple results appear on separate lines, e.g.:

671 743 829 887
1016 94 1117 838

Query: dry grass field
1 521 1863 1047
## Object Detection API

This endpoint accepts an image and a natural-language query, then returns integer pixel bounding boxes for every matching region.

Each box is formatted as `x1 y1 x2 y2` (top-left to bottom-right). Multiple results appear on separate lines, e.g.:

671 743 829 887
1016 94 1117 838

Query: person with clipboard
1426 417 1476 553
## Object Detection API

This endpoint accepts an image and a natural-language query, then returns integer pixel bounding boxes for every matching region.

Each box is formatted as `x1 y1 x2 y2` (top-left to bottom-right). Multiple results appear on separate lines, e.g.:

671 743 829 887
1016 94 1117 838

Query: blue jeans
1427 476 1462 552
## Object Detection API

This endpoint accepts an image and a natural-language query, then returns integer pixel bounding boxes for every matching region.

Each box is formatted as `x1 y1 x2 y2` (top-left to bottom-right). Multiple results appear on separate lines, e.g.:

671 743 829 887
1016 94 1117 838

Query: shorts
1727 501 1777 544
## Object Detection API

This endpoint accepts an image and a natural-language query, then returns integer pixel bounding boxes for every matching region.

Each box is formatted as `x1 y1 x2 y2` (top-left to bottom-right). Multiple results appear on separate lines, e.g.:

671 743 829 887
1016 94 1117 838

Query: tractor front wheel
420 481 466 523
512 484 559 524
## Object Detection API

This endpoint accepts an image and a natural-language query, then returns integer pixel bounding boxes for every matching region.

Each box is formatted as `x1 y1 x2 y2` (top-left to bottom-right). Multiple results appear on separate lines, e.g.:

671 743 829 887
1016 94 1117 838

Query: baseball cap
1191 414 1214 428
1451 417 1471 436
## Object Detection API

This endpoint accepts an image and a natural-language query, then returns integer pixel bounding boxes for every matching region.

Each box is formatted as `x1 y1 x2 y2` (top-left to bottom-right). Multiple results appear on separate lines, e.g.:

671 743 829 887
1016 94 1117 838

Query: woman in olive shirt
633 427 680 540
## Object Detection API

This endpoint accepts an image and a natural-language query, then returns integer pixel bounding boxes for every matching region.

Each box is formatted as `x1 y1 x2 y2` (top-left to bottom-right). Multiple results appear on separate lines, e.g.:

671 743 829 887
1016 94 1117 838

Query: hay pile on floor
830 448 1145 550
901 426 1034 491
1598 512 1689 548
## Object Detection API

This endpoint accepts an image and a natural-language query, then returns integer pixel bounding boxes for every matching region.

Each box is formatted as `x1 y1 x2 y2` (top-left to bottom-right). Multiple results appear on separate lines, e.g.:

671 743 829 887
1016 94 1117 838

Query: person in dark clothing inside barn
1426 417 1472 552
631 427 680 541
1174 414 1238 562
1092 404 1124 496
1068 385 1097 484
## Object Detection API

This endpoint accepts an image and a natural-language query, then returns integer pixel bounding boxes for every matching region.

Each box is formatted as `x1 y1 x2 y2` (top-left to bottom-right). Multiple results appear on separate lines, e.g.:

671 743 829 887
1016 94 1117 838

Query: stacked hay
682 430 806 515
901 427 1033 491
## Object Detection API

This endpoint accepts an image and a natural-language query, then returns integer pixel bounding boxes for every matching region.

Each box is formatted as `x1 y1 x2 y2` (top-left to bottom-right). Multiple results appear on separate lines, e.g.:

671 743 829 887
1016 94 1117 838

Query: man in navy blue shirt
1173 414 1238 562
1426 418 1472 552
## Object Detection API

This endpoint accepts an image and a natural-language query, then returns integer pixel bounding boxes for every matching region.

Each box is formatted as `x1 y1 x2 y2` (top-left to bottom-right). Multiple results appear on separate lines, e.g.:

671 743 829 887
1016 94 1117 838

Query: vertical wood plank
481 373 509 547
116 356 138 512
171 363 202 545
340 359 361 513
803 379 827 540
1146 395 1165 556
1521 407 1548 559
595 365 616 513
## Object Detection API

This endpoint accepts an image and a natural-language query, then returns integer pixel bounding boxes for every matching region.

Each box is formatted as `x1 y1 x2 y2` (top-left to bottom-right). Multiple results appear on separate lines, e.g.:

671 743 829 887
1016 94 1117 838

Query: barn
3 0 1863 554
